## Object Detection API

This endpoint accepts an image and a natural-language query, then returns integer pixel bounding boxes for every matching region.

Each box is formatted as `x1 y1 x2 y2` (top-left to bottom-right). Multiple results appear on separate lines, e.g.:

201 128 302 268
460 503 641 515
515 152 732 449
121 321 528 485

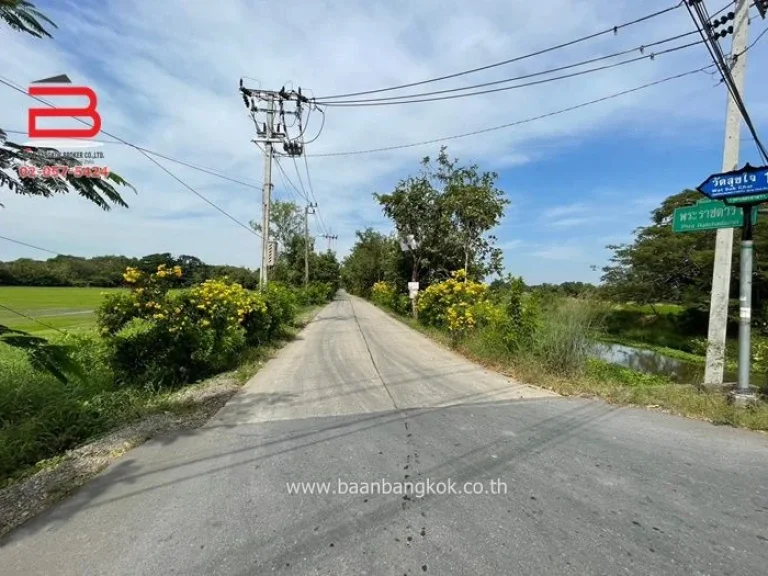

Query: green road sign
672 200 757 233
725 192 768 205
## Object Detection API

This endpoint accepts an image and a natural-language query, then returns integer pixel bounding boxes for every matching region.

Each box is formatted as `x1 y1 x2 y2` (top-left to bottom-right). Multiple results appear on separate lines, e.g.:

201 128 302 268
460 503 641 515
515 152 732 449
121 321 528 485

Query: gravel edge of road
0 304 325 539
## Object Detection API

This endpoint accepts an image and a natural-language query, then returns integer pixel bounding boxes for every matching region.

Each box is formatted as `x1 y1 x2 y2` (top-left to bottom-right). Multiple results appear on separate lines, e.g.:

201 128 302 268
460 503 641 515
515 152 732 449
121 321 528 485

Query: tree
601 189 768 310
250 200 304 248
341 229 402 297
374 148 508 287
0 0 55 38
436 149 508 277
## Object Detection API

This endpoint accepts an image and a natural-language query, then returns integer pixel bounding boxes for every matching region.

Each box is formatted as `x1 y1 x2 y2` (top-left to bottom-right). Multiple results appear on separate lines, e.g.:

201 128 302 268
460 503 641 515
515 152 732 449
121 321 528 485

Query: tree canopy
601 189 768 310
366 147 508 292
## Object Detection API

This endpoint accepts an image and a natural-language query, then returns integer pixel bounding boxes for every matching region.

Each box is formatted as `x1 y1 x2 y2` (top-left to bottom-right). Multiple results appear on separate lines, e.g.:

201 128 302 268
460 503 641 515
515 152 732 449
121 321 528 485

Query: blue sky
1 0 767 284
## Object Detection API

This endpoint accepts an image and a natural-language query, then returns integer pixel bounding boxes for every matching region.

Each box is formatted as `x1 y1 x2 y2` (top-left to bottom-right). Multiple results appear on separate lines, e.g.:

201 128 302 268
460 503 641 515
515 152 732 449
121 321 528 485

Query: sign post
697 164 768 402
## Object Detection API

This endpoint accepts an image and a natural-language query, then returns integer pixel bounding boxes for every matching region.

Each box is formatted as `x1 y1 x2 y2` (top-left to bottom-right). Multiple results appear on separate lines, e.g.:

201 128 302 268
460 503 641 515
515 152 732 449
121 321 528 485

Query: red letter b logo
28 86 101 138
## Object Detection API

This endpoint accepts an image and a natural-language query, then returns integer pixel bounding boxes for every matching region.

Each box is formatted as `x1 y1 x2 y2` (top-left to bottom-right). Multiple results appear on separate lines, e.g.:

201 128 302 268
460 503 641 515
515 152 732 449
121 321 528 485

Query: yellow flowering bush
98 267 279 387
417 270 498 337
371 281 397 308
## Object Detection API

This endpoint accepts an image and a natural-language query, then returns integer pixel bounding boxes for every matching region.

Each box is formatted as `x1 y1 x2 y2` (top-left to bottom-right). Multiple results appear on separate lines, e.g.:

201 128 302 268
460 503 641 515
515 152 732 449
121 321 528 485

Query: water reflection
591 342 705 383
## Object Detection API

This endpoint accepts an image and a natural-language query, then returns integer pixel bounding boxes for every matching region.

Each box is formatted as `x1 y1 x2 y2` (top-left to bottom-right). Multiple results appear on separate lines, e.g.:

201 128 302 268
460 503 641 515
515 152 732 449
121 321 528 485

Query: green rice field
0 287 125 335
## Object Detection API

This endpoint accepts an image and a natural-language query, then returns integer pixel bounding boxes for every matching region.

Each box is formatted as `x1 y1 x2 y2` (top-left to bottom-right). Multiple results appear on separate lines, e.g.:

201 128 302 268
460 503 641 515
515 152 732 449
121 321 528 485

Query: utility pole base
728 388 759 407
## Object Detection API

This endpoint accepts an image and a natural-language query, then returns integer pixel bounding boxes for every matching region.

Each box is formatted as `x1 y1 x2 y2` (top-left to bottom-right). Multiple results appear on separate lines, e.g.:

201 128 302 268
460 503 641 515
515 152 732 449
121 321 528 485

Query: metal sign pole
737 203 755 398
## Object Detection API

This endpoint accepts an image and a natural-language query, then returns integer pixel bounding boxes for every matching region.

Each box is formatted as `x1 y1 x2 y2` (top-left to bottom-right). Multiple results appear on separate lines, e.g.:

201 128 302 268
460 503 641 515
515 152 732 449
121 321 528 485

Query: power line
0 302 70 335
308 66 712 157
0 234 61 255
1 128 264 190
684 0 768 162
314 1 687 100
302 153 328 234
138 152 262 238
0 76 263 237
314 41 704 107
274 156 310 203
315 32 700 105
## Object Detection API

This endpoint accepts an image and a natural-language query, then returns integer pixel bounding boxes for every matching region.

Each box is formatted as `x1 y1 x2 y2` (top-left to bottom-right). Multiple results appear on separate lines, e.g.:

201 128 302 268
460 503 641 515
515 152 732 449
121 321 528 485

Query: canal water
590 342 764 386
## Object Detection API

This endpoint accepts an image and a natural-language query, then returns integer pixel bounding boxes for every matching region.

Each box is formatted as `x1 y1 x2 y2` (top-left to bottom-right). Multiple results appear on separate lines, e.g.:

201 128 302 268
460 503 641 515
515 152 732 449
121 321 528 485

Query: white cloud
547 216 592 228
542 202 590 219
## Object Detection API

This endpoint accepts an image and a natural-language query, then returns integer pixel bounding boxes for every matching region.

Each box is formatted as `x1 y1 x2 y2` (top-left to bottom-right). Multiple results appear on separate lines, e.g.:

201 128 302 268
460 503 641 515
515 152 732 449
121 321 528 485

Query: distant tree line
0 253 261 289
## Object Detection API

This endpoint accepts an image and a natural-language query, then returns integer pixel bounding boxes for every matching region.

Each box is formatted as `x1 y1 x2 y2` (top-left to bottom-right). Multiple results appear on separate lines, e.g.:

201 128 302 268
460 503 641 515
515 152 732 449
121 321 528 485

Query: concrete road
2 293 768 575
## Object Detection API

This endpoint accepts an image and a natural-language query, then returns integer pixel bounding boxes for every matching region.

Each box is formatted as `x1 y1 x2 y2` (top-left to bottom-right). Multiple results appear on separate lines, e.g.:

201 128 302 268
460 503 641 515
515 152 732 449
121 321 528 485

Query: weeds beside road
368 275 768 433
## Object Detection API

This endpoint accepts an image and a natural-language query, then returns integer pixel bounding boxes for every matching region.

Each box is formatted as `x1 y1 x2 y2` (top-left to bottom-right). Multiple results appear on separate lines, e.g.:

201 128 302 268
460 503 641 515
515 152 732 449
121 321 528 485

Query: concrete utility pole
260 98 275 291
305 203 317 287
704 0 750 387
321 233 338 252
241 81 313 290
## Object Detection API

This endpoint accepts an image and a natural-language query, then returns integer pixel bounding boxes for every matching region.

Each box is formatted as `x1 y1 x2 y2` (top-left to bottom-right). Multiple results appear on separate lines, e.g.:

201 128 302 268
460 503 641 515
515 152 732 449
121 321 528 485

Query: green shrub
99 268 270 388
264 283 298 338
97 291 137 336
0 334 147 481
108 316 246 388
493 277 540 352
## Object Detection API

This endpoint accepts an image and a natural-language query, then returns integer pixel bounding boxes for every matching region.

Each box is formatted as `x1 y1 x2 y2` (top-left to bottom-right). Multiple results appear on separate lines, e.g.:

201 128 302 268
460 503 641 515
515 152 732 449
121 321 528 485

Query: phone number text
18 165 111 179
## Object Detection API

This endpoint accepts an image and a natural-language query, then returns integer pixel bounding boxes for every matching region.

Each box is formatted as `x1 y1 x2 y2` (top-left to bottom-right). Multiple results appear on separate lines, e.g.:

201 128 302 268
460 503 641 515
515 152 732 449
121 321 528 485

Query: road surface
1 293 767 575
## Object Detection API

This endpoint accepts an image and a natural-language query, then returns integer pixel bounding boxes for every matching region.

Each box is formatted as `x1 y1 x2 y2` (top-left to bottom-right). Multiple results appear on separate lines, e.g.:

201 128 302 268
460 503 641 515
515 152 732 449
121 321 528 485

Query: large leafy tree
374 147 508 286
601 189 768 309
0 0 133 380
436 149 508 276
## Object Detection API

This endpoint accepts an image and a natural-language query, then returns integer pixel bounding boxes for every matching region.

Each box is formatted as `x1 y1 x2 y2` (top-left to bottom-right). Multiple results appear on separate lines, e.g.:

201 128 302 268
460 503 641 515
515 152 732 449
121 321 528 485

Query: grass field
0 287 125 335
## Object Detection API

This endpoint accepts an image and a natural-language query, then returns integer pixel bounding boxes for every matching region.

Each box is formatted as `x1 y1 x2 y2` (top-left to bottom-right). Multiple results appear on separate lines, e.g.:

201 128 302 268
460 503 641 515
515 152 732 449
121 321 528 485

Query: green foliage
263 283 299 338
585 358 669 387
0 333 140 481
108 317 246 388
371 281 398 308
98 267 274 388
602 189 768 310
249 200 304 248
0 0 56 38
417 270 498 337
0 252 259 288
531 297 606 374
494 277 540 353
374 147 507 285
0 130 133 211
298 282 335 306
0 325 81 383
341 229 402 297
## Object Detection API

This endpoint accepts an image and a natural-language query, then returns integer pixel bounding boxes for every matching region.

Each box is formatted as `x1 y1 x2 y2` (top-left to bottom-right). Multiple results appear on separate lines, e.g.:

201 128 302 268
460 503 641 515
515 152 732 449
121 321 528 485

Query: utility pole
260 98 275 291
305 203 317 287
704 0 749 387
240 81 313 290
320 233 338 252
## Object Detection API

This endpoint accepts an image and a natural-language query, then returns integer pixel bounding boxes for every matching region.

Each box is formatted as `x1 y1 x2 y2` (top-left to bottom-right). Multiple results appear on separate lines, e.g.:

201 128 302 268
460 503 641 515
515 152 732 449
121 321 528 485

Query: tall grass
0 334 153 482
530 297 607 374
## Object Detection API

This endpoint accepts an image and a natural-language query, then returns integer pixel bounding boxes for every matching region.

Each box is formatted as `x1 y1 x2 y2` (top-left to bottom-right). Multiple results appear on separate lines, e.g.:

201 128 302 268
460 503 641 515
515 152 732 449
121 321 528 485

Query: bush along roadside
0 266 334 484
369 270 768 432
